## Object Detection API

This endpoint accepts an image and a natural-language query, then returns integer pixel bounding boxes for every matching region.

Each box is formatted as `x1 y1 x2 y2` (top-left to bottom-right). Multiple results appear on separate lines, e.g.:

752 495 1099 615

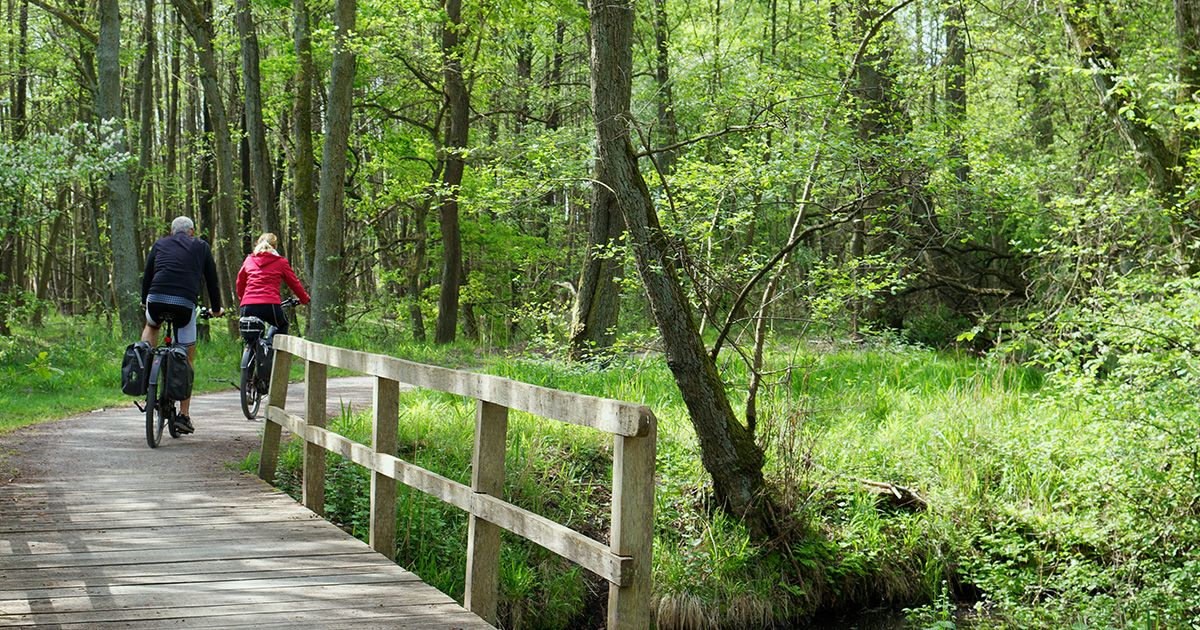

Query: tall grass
247 336 1066 628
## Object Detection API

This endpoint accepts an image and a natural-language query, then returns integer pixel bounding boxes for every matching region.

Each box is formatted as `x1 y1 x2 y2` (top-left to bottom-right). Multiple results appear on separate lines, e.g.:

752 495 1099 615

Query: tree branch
28 0 96 45
634 123 774 158
710 207 859 361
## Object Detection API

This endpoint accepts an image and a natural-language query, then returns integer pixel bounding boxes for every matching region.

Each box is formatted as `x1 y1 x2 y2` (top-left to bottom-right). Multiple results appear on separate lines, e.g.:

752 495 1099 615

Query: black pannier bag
164 344 194 401
256 339 274 381
120 341 152 396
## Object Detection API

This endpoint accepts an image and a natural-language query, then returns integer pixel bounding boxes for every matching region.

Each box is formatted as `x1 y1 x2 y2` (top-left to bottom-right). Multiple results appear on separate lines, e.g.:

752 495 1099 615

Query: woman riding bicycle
236 233 310 334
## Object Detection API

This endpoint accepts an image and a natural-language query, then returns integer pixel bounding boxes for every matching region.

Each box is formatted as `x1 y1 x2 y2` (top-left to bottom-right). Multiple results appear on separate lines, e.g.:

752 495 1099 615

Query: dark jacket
140 232 222 309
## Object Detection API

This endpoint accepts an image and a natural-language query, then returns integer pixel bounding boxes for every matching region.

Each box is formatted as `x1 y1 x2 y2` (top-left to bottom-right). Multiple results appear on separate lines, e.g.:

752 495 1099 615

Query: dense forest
3 0 1200 626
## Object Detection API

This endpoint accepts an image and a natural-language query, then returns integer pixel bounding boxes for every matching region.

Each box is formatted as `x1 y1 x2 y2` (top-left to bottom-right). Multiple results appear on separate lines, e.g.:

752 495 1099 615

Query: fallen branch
859 478 927 511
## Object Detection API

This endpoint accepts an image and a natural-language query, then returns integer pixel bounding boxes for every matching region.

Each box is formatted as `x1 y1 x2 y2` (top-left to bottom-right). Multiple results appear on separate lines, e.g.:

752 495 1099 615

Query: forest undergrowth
243 309 1200 629
5 310 1198 628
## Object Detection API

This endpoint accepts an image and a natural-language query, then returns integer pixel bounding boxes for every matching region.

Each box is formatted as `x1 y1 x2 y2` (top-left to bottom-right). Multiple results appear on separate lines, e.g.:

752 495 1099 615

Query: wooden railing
256 335 656 629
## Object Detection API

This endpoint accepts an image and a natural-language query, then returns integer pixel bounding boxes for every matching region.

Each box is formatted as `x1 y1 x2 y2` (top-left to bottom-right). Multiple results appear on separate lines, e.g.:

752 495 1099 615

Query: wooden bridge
0 336 657 629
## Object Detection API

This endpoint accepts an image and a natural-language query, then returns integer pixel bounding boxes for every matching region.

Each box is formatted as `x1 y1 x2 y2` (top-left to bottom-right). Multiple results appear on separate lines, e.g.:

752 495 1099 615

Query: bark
134 0 154 222
309 0 357 339
98 0 143 336
292 0 317 278
0 0 28 335
589 0 773 536
33 192 68 326
652 0 679 171
568 159 622 361
434 0 469 344
13 0 27 141
237 0 278 235
944 1 968 187
198 105 216 249
174 0 239 305
240 109 253 252
167 12 181 206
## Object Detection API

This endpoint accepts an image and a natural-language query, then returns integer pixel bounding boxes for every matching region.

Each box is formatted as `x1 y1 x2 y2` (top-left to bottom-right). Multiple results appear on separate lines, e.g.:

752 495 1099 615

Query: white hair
171 216 195 235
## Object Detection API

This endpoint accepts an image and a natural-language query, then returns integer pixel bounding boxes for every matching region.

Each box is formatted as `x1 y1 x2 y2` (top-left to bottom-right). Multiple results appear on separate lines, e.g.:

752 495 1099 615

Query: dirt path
0 377 378 487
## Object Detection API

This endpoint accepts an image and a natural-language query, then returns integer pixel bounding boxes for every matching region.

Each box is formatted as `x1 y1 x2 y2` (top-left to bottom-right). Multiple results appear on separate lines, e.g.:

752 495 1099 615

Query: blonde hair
253 233 278 255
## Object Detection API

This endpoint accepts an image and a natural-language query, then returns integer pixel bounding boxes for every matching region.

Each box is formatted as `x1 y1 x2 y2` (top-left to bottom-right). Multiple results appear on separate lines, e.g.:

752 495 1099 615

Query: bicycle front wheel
145 384 165 448
240 364 261 420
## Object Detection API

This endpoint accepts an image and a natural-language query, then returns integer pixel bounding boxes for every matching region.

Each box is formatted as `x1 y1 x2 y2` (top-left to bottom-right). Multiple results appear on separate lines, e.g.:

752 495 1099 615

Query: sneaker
173 414 195 435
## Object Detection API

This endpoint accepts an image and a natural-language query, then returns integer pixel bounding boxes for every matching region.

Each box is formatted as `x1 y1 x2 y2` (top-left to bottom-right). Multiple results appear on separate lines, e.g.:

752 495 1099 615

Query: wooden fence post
257 346 293 482
370 377 399 560
464 400 508 624
608 413 656 630
302 359 327 516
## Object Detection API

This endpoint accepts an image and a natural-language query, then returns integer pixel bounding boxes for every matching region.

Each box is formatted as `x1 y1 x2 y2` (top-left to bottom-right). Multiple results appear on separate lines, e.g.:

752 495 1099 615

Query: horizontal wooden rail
274 336 653 437
265 406 628 583
258 336 656 630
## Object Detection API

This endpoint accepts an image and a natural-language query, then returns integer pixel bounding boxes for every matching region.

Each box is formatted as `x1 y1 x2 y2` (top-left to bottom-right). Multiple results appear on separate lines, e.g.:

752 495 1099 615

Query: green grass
0 315 246 433
240 336 1050 628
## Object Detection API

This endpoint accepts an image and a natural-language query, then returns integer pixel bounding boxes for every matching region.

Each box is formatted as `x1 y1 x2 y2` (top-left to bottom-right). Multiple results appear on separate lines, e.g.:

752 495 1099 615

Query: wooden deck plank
1 569 428 601
0 552 377 584
0 506 308 527
0 524 371 556
0 595 440 624
0 513 324 535
0 560 394 592
0 580 458 616
1 601 481 628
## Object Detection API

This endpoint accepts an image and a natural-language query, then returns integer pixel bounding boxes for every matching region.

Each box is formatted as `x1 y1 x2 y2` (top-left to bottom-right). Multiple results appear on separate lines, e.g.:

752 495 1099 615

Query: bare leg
141 322 159 345
180 344 197 416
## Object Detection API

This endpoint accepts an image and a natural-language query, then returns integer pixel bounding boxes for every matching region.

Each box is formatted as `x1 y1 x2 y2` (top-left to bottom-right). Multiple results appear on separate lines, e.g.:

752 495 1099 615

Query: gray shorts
146 302 198 346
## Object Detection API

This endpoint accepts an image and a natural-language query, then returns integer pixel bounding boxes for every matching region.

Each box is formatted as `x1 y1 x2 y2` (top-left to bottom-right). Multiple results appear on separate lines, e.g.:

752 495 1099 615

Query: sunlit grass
0 314 244 433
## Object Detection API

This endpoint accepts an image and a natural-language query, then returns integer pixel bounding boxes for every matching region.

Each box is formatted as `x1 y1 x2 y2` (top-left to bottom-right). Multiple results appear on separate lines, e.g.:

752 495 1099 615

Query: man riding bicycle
140 216 224 435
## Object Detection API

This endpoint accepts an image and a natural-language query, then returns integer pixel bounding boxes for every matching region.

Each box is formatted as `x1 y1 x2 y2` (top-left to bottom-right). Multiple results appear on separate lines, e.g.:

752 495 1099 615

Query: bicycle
140 307 214 448
238 297 300 420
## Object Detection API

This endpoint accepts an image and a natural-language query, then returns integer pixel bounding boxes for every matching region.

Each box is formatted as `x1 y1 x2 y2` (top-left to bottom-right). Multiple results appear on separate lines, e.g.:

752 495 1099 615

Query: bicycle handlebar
281 297 301 308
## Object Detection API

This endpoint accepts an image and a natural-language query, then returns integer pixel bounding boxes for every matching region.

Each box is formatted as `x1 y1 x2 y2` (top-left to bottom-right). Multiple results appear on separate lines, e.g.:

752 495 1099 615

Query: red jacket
236 252 311 306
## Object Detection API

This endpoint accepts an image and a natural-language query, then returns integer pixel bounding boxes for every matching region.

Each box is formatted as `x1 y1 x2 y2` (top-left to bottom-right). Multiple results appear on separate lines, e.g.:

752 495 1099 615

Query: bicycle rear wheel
240 363 261 420
145 384 165 448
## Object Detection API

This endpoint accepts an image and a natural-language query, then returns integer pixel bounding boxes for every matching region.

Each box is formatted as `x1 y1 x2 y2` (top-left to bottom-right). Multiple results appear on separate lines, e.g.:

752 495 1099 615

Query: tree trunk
652 0 679 171
237 0 278 235
434 0 469 344
309 0 357 340
589 0 773 536
98 0 143 336
13 0 27 142
292 0 317 279
167 11 181 209
568 158 622 361
944 1 968 187
135 0 155 224
174 0 240 306
0 0 28 335
33 192 68 326
408 202 429 343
